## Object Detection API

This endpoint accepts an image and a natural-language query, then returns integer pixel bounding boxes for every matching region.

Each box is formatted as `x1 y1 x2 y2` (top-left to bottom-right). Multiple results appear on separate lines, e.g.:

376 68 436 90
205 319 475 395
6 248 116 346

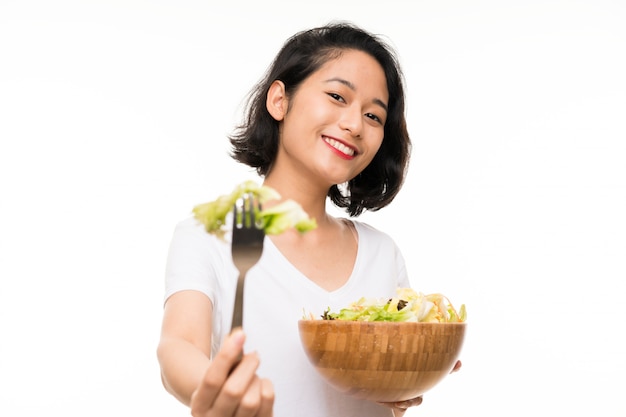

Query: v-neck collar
262 220 365 296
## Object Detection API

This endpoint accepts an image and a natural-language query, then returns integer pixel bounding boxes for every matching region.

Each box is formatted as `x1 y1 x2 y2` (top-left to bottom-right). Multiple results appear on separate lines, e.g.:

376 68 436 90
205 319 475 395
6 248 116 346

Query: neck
262 178 337 228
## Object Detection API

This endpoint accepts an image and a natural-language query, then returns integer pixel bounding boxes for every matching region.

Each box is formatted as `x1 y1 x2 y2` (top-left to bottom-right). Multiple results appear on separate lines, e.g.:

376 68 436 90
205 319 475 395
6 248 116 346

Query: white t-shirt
164 217 410 417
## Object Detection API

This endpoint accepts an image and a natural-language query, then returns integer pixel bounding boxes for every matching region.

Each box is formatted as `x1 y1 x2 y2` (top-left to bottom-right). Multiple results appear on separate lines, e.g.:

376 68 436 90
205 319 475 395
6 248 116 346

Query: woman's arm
157 290 274 416
157 290 214 404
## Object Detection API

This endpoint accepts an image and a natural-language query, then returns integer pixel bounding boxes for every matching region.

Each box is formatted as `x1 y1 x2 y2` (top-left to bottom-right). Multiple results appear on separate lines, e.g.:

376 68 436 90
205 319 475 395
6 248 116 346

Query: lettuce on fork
192 180 317 239
313 287 467 323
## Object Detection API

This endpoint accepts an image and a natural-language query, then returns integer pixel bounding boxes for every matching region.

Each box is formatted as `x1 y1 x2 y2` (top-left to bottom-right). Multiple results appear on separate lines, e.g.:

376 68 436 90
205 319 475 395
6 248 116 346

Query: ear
266 80 287 121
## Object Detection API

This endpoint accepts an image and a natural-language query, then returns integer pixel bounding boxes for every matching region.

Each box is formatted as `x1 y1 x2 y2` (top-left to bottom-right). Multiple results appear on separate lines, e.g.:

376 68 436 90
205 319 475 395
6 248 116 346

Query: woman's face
272 49 388 187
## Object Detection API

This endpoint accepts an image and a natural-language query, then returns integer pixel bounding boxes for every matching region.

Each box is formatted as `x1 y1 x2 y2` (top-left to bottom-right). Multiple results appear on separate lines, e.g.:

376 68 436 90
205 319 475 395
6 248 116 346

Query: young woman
157 22 456 417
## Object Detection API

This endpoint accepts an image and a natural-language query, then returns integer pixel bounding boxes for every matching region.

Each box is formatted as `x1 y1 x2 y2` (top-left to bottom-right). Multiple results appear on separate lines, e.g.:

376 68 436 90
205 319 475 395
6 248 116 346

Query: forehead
312 49 389 102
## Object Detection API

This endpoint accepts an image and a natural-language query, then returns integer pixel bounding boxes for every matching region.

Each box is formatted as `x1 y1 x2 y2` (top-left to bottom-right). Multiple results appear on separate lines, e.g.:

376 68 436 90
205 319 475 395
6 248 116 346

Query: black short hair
229 21 411 216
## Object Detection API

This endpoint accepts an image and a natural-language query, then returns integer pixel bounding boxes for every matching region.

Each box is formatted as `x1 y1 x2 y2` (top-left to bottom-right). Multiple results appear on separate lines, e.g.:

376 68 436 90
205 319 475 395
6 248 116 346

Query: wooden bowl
298 320 466 402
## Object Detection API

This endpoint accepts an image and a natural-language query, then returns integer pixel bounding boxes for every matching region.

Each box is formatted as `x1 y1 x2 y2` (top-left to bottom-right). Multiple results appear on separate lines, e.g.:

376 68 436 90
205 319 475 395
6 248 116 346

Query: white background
1 1 624 416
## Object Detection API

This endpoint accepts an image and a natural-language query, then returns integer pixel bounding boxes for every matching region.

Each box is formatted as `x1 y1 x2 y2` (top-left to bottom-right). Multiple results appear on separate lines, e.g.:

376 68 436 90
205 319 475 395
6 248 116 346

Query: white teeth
325 138 355 156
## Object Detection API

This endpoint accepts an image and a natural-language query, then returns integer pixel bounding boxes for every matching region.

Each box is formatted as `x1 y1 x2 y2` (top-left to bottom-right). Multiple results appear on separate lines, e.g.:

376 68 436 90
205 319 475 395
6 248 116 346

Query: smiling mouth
324 137 356 157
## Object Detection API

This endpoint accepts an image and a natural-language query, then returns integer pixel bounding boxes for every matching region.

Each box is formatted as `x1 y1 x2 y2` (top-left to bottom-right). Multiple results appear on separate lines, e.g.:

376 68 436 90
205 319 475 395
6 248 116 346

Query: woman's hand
190 329 275 417
379 396 423 417
379 360 463 416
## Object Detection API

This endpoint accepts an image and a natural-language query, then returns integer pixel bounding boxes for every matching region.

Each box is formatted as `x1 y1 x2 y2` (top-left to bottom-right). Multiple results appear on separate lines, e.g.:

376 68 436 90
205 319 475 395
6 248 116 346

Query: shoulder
347 219 410 290
167 216 231 263
172 216 230 244
174 216 214 234
351 219 395 243
170 216 205 235
348 219 403 257
165 216 233 299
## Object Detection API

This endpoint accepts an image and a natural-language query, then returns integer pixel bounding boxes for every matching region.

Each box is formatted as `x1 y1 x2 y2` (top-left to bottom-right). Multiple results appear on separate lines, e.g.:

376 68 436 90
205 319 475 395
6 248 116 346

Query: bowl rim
298 319 467 326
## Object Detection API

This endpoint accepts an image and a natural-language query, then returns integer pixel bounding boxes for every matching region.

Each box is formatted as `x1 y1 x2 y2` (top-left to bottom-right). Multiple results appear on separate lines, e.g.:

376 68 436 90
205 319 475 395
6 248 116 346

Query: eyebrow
324 77 388 113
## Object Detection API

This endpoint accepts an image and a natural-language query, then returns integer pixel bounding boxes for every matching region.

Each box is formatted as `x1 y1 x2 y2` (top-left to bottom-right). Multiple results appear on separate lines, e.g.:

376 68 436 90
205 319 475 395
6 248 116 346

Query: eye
365 112 384 125
327 92 346 103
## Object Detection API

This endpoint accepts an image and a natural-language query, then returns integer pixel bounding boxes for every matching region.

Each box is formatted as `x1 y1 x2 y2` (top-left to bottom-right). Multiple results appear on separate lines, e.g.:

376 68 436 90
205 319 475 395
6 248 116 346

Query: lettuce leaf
192 180 317 239
318 288 466 323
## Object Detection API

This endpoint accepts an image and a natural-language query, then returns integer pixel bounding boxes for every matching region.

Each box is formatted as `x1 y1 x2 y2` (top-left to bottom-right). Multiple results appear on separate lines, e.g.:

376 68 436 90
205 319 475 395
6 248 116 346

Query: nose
339 104 363 138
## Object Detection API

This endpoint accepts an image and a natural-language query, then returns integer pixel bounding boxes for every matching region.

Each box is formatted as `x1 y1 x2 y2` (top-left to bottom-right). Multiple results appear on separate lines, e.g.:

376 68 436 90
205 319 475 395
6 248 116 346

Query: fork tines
233 193 262 232
230 192 265 333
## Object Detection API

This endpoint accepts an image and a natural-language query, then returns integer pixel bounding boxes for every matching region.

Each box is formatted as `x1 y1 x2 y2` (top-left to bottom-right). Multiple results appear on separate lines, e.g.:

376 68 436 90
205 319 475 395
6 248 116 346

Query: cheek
361 137 384 167
369 136 384 157
373 137 384 153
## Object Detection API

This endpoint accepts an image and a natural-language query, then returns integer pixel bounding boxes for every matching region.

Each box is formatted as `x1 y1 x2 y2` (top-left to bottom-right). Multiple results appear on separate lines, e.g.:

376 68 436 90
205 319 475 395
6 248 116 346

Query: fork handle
228 274 245 374
231 271 245 331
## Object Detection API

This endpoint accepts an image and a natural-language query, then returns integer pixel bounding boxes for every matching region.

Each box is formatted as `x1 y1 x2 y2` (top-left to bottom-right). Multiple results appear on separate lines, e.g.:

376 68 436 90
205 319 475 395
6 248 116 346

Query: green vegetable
192 180 317 239
314 287 467 323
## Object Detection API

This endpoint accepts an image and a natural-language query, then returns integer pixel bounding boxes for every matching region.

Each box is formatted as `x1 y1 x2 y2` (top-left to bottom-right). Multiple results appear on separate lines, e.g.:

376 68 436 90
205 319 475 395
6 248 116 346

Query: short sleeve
163 217 230 305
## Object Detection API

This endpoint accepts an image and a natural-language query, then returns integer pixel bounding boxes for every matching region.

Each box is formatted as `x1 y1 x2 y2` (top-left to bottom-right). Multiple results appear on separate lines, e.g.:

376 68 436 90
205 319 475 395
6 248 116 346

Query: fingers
231 374 275 417
394 396 423 409
219 372 273 417
190 329 273 417
214 328 247 378
378 395 423 415
190 329 247 415
213 351 261 415
235 377 263 416
451 359 462 373
256 379 275 417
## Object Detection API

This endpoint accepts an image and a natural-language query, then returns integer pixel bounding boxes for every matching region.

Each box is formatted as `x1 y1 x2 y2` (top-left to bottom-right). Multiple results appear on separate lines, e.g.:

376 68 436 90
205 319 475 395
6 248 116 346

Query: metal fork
230 193 265 332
